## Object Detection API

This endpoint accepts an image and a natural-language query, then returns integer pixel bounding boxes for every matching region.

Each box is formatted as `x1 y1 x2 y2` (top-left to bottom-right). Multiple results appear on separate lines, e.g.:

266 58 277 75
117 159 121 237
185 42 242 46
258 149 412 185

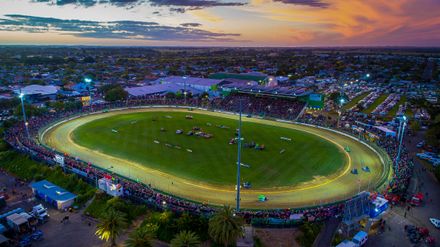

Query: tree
125 227 154 247
14 103 47 118
170 231 200 247
95 209 128 246
104 85 128 102
208 206 244 247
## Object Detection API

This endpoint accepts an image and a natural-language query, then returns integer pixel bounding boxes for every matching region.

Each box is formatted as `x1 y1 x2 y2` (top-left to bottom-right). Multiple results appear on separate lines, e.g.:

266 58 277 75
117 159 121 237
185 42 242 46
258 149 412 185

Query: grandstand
214 93 306 119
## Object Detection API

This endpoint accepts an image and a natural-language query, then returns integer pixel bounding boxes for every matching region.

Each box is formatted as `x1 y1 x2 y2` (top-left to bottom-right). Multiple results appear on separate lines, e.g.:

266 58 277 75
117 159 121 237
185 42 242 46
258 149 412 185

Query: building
154 76 221 92
30 180 77 210
125 83 203 98
18 85 59 102
209 72 267 83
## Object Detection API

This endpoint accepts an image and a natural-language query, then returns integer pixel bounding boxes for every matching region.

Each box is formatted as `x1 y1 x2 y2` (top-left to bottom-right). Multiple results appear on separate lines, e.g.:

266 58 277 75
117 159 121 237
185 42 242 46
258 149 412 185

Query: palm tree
125 227 154 247
95 209 127 246
170 230 201 247
208 205 244 247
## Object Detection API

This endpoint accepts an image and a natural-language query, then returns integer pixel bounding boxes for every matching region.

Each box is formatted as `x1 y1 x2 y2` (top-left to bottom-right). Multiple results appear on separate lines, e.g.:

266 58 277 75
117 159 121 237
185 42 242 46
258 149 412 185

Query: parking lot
0 170 103 247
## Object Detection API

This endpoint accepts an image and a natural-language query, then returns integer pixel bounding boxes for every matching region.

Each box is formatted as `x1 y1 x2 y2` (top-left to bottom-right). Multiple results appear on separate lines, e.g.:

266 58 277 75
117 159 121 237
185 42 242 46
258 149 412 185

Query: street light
19 93 31 139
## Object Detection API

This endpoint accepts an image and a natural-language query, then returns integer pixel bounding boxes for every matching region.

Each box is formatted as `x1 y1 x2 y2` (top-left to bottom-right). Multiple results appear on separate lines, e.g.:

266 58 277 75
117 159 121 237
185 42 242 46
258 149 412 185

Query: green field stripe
343 91 370 110
363 94 389 114
386 95 407 118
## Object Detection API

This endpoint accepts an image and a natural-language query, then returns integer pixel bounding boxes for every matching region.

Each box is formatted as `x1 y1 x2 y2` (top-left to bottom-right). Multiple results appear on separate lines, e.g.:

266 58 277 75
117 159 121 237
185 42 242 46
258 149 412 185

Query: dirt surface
254 228 301 247
41 107 390 209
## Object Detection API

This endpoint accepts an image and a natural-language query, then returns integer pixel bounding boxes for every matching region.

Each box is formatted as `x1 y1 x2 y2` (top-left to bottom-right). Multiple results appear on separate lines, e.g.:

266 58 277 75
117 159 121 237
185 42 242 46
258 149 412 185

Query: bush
141 211 209 243
84 193 147 223
435 166 440 182
296 222 322 247
331 232 345 246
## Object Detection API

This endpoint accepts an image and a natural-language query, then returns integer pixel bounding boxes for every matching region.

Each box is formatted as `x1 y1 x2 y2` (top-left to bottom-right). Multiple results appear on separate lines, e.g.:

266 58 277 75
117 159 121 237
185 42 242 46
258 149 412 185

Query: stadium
38 101 392 210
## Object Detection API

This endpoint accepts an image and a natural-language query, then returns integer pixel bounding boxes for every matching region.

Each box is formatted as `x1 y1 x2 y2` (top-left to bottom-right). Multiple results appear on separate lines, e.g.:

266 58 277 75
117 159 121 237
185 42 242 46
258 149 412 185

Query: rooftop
30 180 76 202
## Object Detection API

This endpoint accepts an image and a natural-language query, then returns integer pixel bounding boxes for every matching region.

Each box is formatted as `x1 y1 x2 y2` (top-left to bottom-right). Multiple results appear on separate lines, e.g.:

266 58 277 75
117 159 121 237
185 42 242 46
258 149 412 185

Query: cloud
32 0 247 8
0 14 240 41
149 0 246 7
181 22 202 27
272 0 328 8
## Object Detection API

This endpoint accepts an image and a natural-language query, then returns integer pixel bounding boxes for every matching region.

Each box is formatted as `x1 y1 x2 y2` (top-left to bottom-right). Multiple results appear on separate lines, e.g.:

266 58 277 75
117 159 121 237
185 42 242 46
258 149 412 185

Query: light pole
19 93 31 139
235 98 243 212
396 118 403 141
183 76 187 105
337 98 345 128
395 115 407 171
84 77 93 108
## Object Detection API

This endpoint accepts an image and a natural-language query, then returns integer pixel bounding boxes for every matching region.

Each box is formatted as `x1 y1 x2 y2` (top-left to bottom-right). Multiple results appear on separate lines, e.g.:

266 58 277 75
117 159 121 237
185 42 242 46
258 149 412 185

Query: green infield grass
71 111 346 188
386 96 407 119
343 91 370 110
363 94 389 114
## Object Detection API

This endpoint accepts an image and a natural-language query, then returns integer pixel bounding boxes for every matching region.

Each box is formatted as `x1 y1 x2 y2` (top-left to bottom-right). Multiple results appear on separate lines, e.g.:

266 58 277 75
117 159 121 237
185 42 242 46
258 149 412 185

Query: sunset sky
0 0 439 46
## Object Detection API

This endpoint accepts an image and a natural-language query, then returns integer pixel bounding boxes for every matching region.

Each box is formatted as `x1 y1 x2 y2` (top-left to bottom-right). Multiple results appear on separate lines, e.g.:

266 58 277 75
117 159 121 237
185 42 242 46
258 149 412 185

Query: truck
31 204 49 223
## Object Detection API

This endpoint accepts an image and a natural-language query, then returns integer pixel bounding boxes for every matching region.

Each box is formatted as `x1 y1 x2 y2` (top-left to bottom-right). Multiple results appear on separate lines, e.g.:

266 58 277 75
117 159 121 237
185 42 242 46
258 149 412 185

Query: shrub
296 222 322 247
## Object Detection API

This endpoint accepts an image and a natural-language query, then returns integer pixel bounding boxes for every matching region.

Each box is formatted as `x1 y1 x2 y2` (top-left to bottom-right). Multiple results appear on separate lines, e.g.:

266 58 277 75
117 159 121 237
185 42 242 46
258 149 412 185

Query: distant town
0 46 439 247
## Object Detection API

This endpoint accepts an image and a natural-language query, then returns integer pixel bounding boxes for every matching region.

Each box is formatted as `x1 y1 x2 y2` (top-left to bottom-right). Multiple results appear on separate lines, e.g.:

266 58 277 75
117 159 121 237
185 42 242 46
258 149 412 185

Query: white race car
429 218 440 228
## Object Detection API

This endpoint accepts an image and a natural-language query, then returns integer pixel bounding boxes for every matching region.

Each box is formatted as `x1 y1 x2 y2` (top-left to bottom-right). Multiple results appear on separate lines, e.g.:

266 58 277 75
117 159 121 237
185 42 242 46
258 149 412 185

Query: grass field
71 111 345 188
386 96 407 119
343 92 370 110
363 94 389 114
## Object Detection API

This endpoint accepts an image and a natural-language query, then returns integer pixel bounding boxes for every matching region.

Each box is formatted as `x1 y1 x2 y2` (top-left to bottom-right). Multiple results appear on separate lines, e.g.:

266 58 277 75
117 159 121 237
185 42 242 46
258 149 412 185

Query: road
367 131 440 246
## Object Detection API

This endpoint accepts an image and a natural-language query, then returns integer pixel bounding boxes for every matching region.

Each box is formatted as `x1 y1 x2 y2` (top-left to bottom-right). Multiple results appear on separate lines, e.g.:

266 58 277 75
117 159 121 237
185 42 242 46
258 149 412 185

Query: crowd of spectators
212 93 306 120
3 94 411 223
299 110 414 202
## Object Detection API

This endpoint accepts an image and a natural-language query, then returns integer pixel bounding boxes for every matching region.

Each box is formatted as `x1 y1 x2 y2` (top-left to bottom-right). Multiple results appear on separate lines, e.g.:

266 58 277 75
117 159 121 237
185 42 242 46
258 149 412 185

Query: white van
352 231 368 246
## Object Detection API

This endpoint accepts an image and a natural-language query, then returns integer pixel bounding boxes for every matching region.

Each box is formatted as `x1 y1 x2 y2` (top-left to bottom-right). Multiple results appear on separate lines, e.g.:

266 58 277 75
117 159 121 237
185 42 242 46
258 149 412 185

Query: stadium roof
31 180 76 202
125 83 203 97
19 85 58 96
125 83 182 97
209 72 267 82
154 76 221 87
220 84 309 97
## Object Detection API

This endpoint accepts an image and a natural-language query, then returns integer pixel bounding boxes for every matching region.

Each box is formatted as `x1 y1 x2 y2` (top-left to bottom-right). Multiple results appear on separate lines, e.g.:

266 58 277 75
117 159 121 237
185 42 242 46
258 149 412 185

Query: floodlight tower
183 76 187 105
337 98 345 127
395 115 407 171
235 98 243 212
19 92 31 140
84 77 93 107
